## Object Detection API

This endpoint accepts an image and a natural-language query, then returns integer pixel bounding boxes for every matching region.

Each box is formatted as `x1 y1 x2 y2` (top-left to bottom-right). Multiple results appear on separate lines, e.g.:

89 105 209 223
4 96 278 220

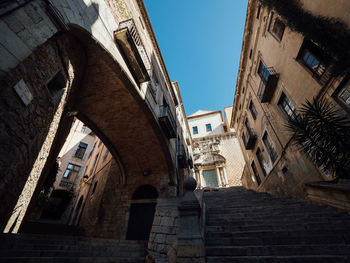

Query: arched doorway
126 185 158 240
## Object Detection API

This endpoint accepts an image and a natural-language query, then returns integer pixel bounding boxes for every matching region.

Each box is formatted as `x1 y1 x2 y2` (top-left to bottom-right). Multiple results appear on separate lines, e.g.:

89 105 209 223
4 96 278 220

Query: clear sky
144 0 248 117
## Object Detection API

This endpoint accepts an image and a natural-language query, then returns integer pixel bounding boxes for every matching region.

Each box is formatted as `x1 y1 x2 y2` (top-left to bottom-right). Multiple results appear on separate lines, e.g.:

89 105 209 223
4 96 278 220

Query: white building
187 108 245 188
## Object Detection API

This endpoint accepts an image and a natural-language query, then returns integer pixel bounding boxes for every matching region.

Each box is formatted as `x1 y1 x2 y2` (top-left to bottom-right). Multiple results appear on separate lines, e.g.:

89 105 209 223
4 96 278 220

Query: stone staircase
204 187 350 263
0 233 147 262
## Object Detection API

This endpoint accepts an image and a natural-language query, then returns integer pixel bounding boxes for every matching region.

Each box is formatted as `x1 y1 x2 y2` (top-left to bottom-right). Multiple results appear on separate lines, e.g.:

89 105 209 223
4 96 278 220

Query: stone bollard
176 177 205 263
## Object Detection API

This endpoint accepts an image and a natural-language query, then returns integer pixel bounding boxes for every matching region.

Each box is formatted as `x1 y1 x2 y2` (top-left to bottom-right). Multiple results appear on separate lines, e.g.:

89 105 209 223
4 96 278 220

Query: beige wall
231 0 350 198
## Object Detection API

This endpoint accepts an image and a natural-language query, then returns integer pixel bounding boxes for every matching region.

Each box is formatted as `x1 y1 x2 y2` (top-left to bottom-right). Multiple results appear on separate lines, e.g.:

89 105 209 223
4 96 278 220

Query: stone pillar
223 167 229 186
176 177 205 263
199 170 204 188
216 167 222 187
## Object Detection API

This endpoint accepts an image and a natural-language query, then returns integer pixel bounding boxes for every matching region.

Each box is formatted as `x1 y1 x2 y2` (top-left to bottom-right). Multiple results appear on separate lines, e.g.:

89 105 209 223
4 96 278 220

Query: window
249 49 252 60
256 5 261 19
63 163 81 179
262 132 278 163
297 40 327 77
256 148 267 176
91 181 98 195
269 13 285 41
337 78 350 109
206 124 212 132
251 161 261 185
88 142 96 159
74 142 88 159
258 61 270 83
47 71 66 102
103 148 109 162
249 101 258 120
278 92 296 118
193 126 198 134
92 153 99 168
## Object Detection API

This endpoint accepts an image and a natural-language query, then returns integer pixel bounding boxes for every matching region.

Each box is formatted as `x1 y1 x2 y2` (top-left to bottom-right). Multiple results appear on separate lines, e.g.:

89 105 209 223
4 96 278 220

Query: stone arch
2 24 174 232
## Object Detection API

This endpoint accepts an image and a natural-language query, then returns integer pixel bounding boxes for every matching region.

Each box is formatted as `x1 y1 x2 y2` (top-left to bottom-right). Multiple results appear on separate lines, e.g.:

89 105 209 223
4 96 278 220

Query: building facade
231 0 350 198
188 109 245 188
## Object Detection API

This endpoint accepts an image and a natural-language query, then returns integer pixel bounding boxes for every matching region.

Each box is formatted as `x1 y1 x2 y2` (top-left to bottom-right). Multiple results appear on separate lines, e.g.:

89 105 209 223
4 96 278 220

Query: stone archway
1 26 175 234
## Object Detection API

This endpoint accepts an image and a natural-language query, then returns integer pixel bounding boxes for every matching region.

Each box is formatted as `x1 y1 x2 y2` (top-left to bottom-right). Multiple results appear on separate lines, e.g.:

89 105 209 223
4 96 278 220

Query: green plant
260 0 350 76
286 98 350 179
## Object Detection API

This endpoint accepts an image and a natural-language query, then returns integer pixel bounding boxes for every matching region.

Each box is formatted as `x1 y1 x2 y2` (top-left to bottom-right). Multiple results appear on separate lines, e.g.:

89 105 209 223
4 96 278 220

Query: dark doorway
126 185 158 240
72 195 83 225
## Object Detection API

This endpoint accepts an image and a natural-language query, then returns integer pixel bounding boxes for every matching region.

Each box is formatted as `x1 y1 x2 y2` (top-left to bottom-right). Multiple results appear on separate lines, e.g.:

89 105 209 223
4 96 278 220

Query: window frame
206 123 212 132
249 101 258 120
256 147 267 177
192 126 198 135
332 75 350 114
262 132 278 163
297 39 328 78
268 12 285 42
63 163 81 179
74 142 88 159
251 161 261 186
278 92 296 118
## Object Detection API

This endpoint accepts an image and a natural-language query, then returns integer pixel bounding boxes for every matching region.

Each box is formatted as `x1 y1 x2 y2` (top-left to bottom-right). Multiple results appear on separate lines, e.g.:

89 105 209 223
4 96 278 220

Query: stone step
0 257 145 263
205 235 347 246
206 255 350 263
205 222 350 232
0 249 146 257
205 244 350 256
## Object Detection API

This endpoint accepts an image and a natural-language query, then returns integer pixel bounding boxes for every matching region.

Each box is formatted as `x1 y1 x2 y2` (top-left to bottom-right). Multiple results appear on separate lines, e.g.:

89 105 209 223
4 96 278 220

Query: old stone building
0 0 193 251
230 0 350 201
188 108 245 188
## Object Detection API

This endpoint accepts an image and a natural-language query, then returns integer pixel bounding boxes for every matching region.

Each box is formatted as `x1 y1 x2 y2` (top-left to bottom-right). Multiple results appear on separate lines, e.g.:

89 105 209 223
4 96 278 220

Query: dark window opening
249 101 258 120
47 71 66 102
249 49 253 59
256 5 261 19
193 126 198 135
258 61 270 83
91 181 98 195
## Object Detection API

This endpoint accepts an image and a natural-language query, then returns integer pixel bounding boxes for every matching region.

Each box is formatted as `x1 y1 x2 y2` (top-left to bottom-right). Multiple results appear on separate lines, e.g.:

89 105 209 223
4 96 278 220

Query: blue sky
144 0 248 117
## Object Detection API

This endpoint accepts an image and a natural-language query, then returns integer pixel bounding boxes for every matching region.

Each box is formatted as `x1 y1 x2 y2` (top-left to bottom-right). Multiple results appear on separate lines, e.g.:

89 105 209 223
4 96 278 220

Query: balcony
59 180 74 191
159 105 176 138
242 128 257 150
257 66 279 103
114 19 150 85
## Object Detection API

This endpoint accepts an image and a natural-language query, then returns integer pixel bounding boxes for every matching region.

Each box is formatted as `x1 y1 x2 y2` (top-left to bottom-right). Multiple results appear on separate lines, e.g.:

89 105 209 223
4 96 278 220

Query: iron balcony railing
242 127 257 150
115 19 150 84
257 66 279 103
158 105 176 138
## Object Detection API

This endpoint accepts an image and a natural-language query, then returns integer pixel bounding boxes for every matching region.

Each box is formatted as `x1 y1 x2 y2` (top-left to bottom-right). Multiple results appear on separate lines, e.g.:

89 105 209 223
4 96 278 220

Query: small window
256 148 267 176
206 124 212 132
47 71 66 102
262 132 278 163
249 101 258 120
249 49 253 59
193 126 198 135
256 5 261 19
80 125 92 135
251 161 261 185
74 142 88 159
278 92 296 118
269 13 285 41
63 163 81 179
297 40 327 77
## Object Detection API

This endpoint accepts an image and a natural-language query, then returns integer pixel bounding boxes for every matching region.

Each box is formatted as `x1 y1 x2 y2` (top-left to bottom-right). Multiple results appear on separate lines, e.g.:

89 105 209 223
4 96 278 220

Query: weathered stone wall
147 198 179 263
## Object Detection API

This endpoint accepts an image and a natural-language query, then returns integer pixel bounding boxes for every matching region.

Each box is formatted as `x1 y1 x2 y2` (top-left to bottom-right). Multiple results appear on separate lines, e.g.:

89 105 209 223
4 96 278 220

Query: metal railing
159 105 176 132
